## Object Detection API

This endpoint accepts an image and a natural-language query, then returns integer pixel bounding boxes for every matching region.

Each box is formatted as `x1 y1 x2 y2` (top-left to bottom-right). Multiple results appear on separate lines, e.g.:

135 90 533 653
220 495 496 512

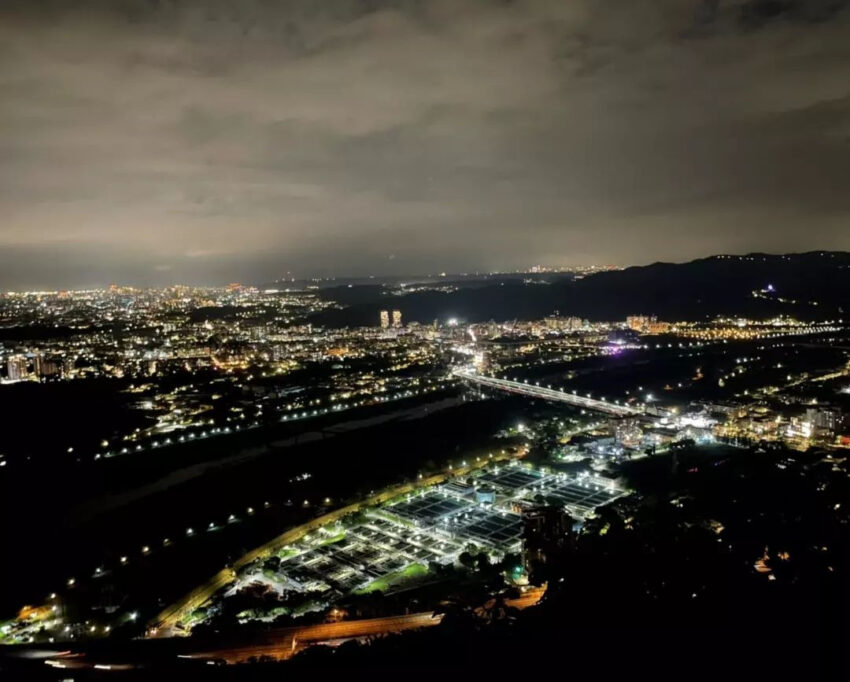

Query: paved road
183 587 545 663
189 612 443 663
30 588 544 671
455 369 640 416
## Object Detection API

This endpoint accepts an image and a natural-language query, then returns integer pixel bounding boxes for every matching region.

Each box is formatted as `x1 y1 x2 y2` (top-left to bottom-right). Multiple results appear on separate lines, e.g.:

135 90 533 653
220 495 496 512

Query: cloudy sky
1 0 849 288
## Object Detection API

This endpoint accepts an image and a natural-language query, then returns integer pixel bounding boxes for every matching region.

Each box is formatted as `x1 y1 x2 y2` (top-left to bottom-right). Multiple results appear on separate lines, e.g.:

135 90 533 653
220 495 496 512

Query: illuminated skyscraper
36 357 61 378
380 310 390 329
33 353 44 378
6 355 28 382
614 418 643 448
473 350 490 373
806 407 840 440
392 309 402 328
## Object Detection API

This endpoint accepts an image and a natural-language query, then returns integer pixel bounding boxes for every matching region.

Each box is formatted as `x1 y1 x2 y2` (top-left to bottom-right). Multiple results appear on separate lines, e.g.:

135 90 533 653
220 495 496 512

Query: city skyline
1 1 848 675
2 1 849 289
0 248 845 293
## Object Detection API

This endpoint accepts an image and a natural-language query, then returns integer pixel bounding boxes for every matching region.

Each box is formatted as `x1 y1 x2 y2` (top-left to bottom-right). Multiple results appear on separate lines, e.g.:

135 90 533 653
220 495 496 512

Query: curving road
33 588 544 672
183 587 545 663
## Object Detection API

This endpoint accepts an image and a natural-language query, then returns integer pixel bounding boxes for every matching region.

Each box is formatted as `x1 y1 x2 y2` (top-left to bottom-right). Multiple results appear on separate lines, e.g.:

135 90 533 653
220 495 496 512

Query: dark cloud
0 0 849 288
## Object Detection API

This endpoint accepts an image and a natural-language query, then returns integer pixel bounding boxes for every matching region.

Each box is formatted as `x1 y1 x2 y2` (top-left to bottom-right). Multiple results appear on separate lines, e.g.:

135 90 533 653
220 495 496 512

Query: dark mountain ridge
309 252 850 327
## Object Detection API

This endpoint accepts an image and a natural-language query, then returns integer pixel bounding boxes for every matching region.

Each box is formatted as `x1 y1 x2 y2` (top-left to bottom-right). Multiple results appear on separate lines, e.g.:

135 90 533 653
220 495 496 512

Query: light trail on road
184 587 545 664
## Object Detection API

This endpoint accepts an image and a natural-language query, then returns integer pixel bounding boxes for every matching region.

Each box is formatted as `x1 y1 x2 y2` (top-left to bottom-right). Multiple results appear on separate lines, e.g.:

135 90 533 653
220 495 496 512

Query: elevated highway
455 369 641 417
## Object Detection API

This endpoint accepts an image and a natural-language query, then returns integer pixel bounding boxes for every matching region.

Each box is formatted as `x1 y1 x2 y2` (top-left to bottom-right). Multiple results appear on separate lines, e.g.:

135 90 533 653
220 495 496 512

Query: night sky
1 1 849 288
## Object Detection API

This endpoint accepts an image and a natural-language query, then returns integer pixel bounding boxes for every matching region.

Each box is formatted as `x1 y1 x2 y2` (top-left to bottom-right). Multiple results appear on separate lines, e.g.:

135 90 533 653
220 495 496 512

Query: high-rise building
544 316 586 332
566 317 586 332
647 321 672 334
626 315 656 333
63 356 76 378
473 350 490 373
380 310 390 329
41 359 62 377
805 407 840 440
6 355 28 382
614 418 643 448
33 353 44 378
392 309 402 328
33 354 61 379
522 506 574 581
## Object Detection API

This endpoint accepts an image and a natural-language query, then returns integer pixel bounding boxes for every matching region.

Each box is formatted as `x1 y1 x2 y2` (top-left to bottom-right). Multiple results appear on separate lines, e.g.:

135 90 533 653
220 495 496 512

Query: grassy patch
371 509 414 527
182 608 208 627
0 620 16 643
317 530 346 546
354 563 428 595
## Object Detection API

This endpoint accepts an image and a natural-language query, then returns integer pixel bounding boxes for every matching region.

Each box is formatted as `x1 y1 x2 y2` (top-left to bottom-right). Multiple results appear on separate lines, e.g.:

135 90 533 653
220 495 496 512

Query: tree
498 552 522 576
263 556 281 573
482 587 521 625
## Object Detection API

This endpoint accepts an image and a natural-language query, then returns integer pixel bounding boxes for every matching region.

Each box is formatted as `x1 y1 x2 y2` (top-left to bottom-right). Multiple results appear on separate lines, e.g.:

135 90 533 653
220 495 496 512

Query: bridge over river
454 369 641 417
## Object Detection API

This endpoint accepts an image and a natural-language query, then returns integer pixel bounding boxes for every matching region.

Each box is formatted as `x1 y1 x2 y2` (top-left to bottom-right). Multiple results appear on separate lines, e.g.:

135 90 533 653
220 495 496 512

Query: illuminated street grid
228 464 627 615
